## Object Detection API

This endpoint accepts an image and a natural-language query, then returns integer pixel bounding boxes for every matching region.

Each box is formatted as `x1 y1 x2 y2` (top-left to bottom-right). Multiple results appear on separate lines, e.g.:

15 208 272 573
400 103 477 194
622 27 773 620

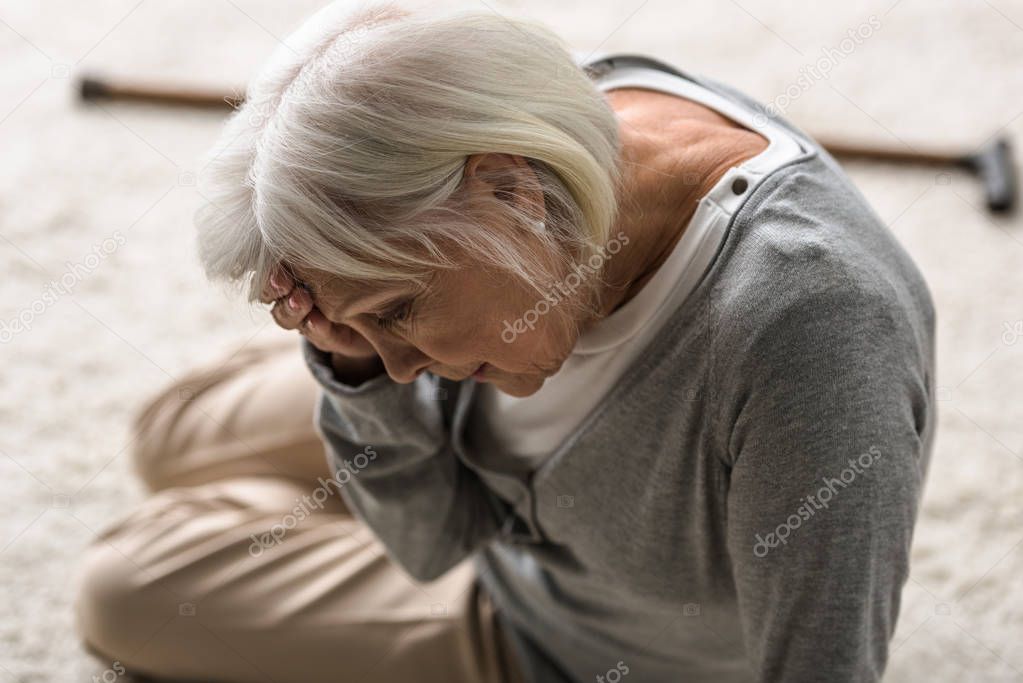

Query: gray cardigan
300 54 936 683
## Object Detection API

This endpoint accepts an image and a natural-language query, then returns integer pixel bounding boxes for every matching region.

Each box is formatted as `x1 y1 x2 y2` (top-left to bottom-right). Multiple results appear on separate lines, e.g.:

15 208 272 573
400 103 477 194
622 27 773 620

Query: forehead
289 264 416 316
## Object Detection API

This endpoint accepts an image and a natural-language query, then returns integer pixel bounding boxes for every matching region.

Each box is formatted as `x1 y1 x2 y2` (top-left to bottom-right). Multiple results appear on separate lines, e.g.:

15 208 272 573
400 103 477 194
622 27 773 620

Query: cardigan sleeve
299 337 511 581
722 281 933 682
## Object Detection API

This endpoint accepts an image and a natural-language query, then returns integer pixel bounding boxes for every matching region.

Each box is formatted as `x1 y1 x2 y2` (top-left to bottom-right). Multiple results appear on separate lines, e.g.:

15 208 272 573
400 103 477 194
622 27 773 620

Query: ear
463 153 546 223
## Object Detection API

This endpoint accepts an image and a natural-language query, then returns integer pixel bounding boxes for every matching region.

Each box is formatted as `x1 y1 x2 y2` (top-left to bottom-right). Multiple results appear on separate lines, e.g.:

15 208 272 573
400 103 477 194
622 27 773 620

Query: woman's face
285 152 591 397
289 258 578 397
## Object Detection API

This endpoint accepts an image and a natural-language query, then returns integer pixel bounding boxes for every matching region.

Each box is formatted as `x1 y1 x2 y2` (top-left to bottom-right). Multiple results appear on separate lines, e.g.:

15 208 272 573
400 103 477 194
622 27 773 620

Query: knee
127 338 296 491
128 381 186 491
128 352 241 491
74 538 176 664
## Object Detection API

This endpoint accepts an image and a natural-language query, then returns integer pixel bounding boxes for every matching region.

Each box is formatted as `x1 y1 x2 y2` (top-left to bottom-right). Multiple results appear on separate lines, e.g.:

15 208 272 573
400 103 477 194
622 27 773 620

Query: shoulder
699 159 936 447
710 158 934 355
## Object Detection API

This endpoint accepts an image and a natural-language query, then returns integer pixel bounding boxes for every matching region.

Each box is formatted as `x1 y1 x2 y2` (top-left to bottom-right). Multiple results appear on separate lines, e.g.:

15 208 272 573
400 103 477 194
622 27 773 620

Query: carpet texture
1 0 1021 680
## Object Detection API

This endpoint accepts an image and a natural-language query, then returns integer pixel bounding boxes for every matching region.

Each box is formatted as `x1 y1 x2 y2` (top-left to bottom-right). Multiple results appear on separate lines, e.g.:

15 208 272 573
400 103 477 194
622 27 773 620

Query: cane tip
78 76 108 101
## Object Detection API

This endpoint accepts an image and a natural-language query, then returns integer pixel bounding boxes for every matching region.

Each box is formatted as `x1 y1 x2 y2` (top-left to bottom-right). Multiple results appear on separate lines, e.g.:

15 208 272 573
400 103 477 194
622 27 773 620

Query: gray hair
195 0 622 318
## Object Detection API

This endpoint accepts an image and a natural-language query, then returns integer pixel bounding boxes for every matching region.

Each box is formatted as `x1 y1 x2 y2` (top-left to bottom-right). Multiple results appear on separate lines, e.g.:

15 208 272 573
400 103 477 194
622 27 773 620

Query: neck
580 106 768 328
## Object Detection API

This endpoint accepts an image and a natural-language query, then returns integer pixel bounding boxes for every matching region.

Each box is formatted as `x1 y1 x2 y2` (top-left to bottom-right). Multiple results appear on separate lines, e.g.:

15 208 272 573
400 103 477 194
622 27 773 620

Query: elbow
389 529 475 583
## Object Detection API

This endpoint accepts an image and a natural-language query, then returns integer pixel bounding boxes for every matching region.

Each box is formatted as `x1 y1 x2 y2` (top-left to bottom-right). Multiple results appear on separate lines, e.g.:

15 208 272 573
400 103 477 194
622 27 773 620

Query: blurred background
1 0 1021 680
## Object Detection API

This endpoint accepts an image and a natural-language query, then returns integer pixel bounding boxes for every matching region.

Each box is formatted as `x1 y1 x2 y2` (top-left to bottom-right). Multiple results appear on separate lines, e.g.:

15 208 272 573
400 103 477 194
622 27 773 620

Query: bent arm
301 337 509 581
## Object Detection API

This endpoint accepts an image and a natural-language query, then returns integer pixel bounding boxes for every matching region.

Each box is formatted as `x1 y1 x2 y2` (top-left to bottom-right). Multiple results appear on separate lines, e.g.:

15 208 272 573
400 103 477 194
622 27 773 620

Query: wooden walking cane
77 74 1018 214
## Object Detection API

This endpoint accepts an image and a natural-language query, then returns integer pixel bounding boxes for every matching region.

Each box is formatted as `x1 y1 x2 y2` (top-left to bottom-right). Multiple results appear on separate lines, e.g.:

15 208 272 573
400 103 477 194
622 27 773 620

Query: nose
376 339 432 384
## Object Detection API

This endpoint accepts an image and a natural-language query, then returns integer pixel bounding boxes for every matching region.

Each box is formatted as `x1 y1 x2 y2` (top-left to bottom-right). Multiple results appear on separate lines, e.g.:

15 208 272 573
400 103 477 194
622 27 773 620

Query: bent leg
130 331 332 491
75 476 522 683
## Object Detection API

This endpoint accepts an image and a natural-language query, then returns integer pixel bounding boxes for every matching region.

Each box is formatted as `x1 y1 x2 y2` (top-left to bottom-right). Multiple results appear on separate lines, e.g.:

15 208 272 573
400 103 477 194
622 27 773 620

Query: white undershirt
467 63 806 470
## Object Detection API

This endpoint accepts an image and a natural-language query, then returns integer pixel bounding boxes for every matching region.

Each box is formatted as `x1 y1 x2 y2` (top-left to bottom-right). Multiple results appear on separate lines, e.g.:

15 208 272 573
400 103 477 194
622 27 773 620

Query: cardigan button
731 177 749 195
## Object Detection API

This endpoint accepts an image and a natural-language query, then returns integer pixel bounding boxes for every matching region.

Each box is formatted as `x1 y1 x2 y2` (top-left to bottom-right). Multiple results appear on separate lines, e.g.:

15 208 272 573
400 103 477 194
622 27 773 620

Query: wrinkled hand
259 264 379 360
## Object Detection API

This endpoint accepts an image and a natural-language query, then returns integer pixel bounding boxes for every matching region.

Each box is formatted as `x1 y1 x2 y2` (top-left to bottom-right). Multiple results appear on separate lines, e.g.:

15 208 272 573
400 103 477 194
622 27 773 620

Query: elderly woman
75 2 936 682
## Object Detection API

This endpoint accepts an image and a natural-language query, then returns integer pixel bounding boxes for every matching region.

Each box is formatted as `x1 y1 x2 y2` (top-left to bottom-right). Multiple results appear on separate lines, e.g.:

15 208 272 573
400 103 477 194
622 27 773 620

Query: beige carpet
2 0 1021 680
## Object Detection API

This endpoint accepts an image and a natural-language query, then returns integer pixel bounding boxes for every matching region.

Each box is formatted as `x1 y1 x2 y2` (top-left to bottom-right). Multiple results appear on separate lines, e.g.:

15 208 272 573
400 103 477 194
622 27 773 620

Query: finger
300 308 379 359
270 285 314 330
297 307 335 352
271 265 294 293
258 264 294 304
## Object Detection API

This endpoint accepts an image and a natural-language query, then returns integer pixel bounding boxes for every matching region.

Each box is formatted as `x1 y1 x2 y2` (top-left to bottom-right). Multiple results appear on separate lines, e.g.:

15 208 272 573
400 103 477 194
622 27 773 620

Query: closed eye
294 278 317 298
375 298 413 330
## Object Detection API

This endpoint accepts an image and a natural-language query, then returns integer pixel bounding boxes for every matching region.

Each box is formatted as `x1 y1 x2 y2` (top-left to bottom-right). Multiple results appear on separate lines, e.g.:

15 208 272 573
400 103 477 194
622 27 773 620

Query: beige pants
74 332 525 683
